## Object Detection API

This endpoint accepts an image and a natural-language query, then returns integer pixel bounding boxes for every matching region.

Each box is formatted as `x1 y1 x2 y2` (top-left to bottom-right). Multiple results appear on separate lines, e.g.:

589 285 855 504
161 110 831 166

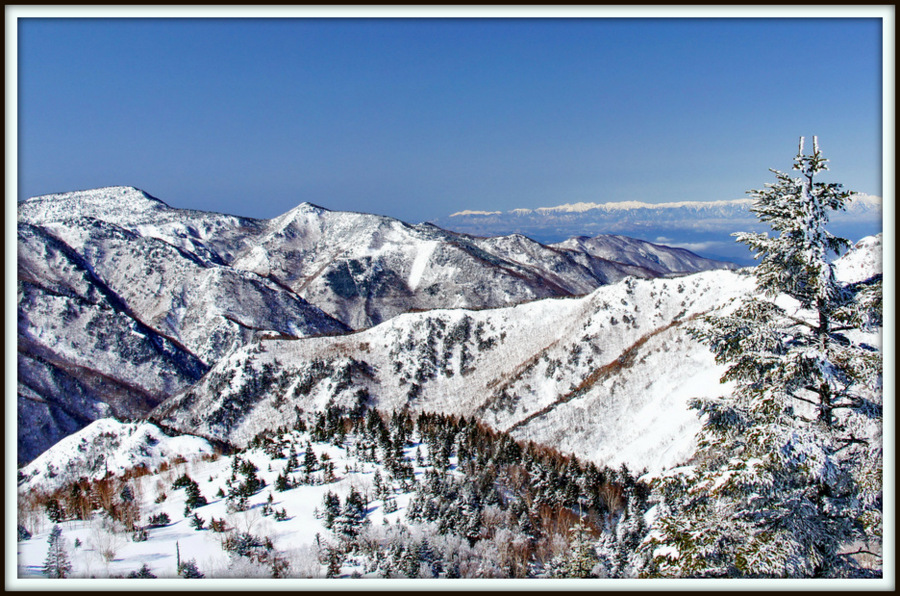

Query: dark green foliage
42 525 72 579
303 443 318 472
335 486 367 538
321 490 341 530
274 471 291 492
184 482 207 510
178 559 204 578
225 456 266 511
17 524 31 541
172 473 193 489
172 473 207 513
127 563 157 578
190 513 205 531
324 545 344 578
146 512 171 527
45 499 64 523
222 531 270 559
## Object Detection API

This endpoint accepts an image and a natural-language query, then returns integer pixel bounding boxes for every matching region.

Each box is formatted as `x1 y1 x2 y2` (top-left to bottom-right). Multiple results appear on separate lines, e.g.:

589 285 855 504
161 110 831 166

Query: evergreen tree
558 520 599 578
594 526 619 578
17 524 32 541
147 512 171 527
303 443 319 473
324 545 343 578
45 499 64 523
184 482 207 510
321 491 341 530
190 513 205 531
418 537 440 577
275 471 291 492
645 138 883 578
336 486 367 538
128 563 157 578
604 489 648 578
285 445 299 473
178 559 204 578
372 469 385 500
42 525 72 579
382 493 399 514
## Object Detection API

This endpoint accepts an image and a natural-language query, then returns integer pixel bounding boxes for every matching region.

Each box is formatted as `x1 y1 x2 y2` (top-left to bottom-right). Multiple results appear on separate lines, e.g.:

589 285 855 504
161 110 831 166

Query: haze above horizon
16 11 885 224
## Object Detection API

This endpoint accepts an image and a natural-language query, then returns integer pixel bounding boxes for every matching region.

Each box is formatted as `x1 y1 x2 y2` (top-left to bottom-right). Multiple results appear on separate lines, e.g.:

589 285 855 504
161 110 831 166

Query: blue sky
16 15 884 223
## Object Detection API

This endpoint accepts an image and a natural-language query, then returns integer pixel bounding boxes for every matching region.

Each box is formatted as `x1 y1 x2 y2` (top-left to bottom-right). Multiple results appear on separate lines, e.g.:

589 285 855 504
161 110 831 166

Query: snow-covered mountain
17 188 348 464
228 201 733 330
552 235 736 277
153 233 882 475
17 186 734 464
152 270 752 474
438 194 883 265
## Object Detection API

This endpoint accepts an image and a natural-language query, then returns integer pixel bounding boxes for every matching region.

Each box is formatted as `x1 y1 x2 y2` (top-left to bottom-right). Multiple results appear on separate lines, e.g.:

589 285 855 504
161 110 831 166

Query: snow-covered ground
17 423 433 580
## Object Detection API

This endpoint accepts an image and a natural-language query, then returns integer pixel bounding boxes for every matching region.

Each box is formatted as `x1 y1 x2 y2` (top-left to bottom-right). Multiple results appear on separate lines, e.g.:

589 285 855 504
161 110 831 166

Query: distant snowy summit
439 194 883 265
452 198 754 217
449 194 881 217
19 186 170 224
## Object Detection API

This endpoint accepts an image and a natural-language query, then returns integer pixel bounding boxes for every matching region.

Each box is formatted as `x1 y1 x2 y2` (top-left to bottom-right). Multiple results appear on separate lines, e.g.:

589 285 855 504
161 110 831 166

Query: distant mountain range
17 186 734 464
434 194 883 265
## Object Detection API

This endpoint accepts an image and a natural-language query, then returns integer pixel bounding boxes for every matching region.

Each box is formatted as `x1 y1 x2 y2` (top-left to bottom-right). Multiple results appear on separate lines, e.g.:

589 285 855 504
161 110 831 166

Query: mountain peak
292 201 331 214
19 186 170 224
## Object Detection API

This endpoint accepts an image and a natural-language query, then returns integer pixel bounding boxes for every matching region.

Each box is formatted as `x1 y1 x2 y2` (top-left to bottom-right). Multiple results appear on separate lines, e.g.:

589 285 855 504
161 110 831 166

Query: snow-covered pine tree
554 519 599 578
335 486 367 539
644 137 883 578
42 525 72 579
178 558 204 578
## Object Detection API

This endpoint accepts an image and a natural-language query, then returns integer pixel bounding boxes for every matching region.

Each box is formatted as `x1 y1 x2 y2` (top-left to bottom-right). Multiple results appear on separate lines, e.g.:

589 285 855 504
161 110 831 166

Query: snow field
18 425 444 580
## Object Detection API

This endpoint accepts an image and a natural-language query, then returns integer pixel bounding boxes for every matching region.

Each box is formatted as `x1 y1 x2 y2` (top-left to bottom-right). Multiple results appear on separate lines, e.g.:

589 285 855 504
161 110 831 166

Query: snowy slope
18 419 214 496
18 186 263 266
230 202 733 330
153 269 758 473
17 424 394 579
17 224 209 464
834 233 883 283
17 413 626 580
